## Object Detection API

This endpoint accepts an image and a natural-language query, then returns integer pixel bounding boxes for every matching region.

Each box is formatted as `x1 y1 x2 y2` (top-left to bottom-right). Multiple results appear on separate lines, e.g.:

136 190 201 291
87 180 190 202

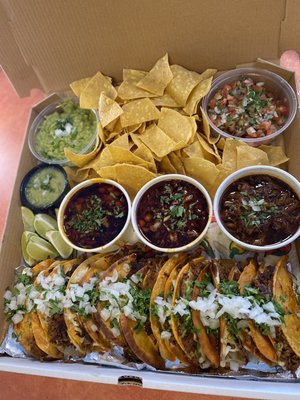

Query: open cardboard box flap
0 0 300 96
1 1 300 398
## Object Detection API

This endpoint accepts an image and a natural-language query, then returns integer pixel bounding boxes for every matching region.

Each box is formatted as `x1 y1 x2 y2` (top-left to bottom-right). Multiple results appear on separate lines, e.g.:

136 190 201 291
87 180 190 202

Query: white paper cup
131 174 212 253
213 166 300 252
58 178 133 253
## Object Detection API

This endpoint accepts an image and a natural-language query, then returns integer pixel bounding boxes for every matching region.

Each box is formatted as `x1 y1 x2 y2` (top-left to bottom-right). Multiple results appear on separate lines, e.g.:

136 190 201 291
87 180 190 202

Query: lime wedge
26 236 58 261
45 230 73 259
21 231 38 266
33 213 58 239
21 207 35 232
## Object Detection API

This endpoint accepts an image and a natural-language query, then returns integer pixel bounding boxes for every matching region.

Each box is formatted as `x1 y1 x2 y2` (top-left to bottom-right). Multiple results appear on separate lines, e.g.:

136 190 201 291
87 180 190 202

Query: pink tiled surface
0 68 250 400
0 68 45 240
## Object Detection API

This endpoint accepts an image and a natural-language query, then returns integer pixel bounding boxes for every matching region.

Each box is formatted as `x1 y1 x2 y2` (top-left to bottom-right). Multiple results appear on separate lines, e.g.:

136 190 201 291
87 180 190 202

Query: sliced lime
45 230 73 259
33 213 58 239
26 236 58 261
21 231 38 266
21 207 35 232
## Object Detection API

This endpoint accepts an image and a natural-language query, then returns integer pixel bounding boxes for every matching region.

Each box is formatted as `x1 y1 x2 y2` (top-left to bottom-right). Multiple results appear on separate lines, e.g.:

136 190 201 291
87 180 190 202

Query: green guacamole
35 99 97 161
25 167 66 207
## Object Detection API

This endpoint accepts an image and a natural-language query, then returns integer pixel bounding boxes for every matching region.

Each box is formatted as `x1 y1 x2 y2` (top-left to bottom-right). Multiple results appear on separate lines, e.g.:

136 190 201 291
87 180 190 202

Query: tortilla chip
124 123 142 134
97 165 118 181
80 71 117 109
133 144 157 173
99 164 156 199
222 139 245 171
106 131 122 143
139 124 176 158
130 133 143 148
108 145 152 170
166 65 202 106
118 70 156 100
184 157 219 191
151 94 180 107
70 76 91 97
199 106 219 144
107 119 120 133
213 164 233 197
80 146 113 172
110 134 130 149
236 145 269 169
259 145 289 166
120 98 160 127
97 122 106 144
183 76 214 116
64 166 89 184
158 156 177 174
122 69 147 81
182 140 205 158
98 93 123 128
158 108 195 146
198 134 221 164
64 135 101 167
136 53 173 95
168 152 186 174
217 137 226 151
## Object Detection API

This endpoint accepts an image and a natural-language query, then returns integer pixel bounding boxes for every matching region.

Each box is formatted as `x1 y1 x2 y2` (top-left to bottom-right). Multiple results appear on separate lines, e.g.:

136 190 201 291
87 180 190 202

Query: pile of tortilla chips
65 54 289 199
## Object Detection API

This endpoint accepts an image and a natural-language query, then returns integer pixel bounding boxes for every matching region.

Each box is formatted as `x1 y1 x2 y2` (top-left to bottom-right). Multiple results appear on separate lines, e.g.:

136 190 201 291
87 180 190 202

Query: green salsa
25 167 66 207
35 99 97 161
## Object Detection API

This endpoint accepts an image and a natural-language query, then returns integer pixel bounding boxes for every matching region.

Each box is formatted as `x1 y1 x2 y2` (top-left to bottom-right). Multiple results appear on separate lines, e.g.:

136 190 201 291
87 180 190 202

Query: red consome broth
137 180 209 248
63 183 128 249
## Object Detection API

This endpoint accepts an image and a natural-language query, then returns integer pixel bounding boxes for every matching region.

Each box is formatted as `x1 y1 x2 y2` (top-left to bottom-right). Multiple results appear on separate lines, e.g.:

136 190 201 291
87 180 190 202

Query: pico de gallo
207 76 288 139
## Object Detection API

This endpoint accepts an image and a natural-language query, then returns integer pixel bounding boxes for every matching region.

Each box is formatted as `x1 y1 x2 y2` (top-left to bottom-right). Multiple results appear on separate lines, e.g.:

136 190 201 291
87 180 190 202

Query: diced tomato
209 99 217 108
252 85 263 91
219 98 227 107
222 84 231 96
258 121 271 131
277 105 288 115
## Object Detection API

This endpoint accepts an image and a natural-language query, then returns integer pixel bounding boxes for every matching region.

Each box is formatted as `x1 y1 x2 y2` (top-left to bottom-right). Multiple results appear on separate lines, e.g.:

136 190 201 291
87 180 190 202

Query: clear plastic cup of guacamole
28 98 98 165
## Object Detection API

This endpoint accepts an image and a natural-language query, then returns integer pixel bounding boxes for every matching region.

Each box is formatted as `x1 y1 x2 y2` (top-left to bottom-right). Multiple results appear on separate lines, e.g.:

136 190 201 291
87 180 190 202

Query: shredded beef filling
220 175 300 246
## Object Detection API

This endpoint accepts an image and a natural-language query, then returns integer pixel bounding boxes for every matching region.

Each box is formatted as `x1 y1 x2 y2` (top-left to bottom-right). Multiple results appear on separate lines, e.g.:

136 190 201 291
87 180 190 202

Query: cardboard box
1 0 300 398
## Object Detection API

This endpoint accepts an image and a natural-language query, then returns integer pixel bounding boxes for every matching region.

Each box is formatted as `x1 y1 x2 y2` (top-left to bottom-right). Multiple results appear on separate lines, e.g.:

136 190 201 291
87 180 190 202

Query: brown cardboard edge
0 93 64 343
0 1 42 96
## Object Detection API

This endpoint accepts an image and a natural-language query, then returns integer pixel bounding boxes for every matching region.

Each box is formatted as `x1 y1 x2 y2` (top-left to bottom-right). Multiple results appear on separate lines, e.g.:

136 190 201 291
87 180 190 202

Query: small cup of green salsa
20 164 70 213
57 178 131 253
28 98 98 164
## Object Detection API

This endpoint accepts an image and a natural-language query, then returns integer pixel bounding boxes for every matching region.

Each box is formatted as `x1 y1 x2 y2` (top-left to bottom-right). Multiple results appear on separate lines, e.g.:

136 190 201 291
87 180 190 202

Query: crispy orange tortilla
14 259 57 358
119 314 165 369
163 265 191 365
170 259 208 367
237 260 278 364
211 260 246 368
35 259 82 358
273 255 299 314
31 311 63 359
95 253 138 348
281 314 300 357
191 264 220 368
273 256 300 358
14 313 47 359
150 253 188 363
118 257 166 368
65 253 114 354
